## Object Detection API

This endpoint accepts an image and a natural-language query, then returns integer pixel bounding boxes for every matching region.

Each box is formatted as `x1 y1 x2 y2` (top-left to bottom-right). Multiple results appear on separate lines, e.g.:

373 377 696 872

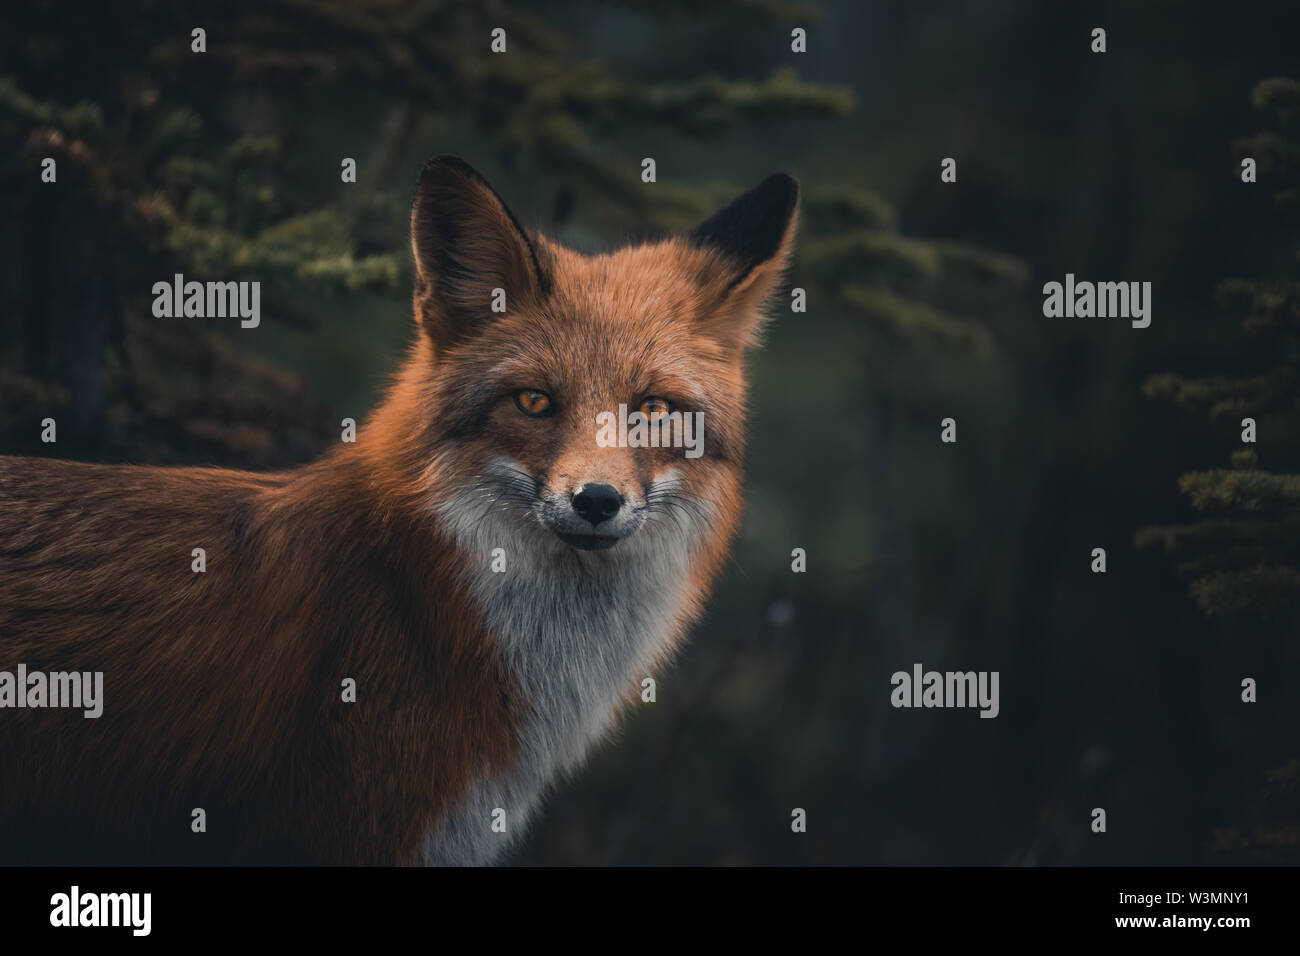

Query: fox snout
475 456 709 555
572 483 622 525
540 480 646 551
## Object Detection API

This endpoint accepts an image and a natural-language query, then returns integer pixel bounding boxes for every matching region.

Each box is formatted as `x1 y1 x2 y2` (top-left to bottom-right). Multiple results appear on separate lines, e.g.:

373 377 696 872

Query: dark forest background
1 0 1298 864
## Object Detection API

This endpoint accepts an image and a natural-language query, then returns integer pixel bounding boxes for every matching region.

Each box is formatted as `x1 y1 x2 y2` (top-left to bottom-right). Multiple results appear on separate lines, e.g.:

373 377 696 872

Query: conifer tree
1137 78 1300 624
1136 76 1300 861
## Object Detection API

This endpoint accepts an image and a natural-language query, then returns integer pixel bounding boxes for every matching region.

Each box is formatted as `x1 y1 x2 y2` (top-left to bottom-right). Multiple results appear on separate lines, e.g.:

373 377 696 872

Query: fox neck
423 472 707 863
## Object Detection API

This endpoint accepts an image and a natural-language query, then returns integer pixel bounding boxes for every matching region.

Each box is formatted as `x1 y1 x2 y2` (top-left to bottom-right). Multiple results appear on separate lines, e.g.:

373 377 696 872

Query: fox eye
513 389 554 417
639 397 674 421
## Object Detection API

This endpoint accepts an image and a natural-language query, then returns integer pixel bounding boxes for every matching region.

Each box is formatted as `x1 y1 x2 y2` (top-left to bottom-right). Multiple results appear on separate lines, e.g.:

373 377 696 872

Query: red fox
0 156 798 865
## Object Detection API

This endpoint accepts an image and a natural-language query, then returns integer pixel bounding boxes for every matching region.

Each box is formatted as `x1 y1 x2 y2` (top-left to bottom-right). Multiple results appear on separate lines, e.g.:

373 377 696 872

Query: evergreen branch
1187 564 1300 618
1178 469 1300 513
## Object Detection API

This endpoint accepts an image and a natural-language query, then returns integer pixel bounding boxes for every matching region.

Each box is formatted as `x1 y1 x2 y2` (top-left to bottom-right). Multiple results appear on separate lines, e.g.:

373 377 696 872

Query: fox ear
410 155 549 349
687 172 799 350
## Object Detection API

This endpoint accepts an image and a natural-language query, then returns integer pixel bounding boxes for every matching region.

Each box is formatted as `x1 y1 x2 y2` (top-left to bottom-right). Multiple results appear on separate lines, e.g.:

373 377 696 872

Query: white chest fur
423 473 703 865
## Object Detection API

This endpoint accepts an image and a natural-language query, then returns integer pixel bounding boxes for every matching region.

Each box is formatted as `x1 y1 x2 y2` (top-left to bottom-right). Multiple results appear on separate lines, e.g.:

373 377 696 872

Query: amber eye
639 397 674 422
513 389 554 417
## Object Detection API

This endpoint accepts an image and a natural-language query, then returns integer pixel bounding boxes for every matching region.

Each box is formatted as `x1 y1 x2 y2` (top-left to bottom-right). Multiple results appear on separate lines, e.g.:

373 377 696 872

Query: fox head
402 155 797 559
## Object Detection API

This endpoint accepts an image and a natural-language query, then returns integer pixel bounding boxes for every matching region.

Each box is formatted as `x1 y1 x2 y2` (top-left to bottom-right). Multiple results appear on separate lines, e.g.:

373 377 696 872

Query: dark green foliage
1136 77 1300 862
1136 79 1300 626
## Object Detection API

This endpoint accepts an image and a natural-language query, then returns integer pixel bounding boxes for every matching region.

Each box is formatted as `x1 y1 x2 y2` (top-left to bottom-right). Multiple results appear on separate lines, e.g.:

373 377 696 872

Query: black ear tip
757 172 799 223
761 172 800 203
417 154 484 189
688 171 800 267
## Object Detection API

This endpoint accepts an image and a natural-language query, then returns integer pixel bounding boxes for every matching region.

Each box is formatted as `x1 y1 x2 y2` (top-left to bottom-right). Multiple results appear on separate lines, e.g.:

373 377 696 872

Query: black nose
572 484 623 526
